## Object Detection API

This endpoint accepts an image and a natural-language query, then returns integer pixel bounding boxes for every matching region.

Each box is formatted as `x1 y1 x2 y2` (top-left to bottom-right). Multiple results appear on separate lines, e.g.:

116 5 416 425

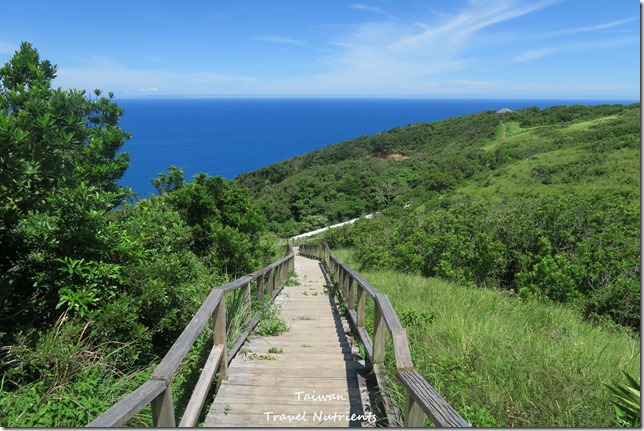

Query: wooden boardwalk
203 251 376 427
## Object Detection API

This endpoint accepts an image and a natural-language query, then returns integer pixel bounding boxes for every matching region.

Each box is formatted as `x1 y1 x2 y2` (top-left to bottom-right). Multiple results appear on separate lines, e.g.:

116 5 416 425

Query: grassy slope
235 103 640 235
332 249 640 428
464 112 639 202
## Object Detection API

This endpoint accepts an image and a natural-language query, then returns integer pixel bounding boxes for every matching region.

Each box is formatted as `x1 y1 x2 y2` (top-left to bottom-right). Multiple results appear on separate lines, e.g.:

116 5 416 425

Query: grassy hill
234 103 639 236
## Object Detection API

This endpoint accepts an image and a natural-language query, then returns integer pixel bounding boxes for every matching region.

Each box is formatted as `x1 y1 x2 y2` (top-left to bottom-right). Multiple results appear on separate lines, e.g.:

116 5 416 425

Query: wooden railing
87 247 295 427
299 243 470 428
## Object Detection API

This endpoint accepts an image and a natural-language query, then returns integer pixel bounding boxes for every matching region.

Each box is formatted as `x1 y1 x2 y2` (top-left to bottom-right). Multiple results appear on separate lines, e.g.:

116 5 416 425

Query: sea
116 98 636 198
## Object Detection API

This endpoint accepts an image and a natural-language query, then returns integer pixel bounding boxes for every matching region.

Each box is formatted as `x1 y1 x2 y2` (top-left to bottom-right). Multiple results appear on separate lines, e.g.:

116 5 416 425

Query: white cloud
140 86 160 93
255 35 307 46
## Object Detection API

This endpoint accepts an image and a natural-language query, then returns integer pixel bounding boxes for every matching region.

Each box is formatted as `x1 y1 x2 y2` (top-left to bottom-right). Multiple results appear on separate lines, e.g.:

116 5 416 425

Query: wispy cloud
306 0 559 94
514 37 638 62
255 35 307 46
348 3 387 15
539 17 636 38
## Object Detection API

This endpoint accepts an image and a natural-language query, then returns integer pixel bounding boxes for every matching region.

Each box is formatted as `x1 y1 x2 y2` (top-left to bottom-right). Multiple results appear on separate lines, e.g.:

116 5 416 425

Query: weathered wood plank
396 370 470 427
391 327 414 372
356 285 366 327
372 302 386 364
213 293 227 390
178 344 224 427
222 375 362 387
228 362 364 374
376 292 404 332
87 380 166 427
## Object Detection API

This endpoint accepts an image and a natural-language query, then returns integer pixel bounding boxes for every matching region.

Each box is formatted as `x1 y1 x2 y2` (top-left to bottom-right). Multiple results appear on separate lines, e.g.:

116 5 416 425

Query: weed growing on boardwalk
255 302 289 336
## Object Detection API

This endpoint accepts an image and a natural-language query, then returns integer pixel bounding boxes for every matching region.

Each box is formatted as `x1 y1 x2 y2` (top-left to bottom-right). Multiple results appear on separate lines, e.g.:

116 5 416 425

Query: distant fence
87 247 295 427
299 243 470 428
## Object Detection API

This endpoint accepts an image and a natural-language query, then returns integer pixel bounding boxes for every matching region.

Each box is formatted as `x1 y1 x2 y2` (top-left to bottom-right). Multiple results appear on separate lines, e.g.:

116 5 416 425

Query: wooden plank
356 285 366 327
372 302 386 364
215 383 365 397
228 361 364 372
209 395 361 409
257 272 265 302
87 380 166 427
217 274 254 293
376 292 404 332
234 353 358 363
245 338 352 348
391 327 414 372
213 297 227 388
178 344 224 427
222 375 362 387
396 370 470 427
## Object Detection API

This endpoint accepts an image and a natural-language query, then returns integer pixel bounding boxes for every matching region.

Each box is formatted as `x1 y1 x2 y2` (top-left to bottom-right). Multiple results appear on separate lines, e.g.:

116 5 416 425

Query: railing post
213 297 227 390
243 281 252 327
404 391 425 427
268 267 275 297
373 302 386 364
151 384 175 427
257 272 265 303
347 277 354 311
356 285 365 328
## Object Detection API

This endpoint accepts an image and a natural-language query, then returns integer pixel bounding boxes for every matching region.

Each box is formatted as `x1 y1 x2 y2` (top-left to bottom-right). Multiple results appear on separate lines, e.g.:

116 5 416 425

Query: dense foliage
324 192 640 330
0 44 275 426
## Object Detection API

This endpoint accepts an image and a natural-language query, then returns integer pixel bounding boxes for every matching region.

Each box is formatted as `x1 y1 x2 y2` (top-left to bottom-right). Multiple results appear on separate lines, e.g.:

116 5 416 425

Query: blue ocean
117 98 635 198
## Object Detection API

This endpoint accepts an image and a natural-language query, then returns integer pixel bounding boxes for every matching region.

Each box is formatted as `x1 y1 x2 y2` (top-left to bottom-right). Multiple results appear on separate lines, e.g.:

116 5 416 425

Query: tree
0 42 131 330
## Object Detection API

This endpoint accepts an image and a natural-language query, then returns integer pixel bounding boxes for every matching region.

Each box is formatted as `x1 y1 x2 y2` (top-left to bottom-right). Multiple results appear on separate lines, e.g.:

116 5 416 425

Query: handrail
87 245 295 427
299 243 470 428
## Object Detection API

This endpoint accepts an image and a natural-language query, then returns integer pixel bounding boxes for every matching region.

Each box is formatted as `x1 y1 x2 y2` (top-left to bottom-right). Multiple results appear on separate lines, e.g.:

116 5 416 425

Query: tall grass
333 249 640 427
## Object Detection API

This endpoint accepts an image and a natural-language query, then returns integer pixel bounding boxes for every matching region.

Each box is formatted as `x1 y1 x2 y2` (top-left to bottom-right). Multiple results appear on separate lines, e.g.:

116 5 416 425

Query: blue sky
0 0 639 99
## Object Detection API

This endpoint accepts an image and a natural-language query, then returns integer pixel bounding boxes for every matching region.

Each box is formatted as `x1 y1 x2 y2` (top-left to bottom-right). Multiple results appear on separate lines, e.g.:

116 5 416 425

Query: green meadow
333 249 640 427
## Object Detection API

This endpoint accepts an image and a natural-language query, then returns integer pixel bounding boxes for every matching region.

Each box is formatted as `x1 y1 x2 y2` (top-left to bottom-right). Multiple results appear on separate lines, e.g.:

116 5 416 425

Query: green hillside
237 103 640 332
235 103 639 236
